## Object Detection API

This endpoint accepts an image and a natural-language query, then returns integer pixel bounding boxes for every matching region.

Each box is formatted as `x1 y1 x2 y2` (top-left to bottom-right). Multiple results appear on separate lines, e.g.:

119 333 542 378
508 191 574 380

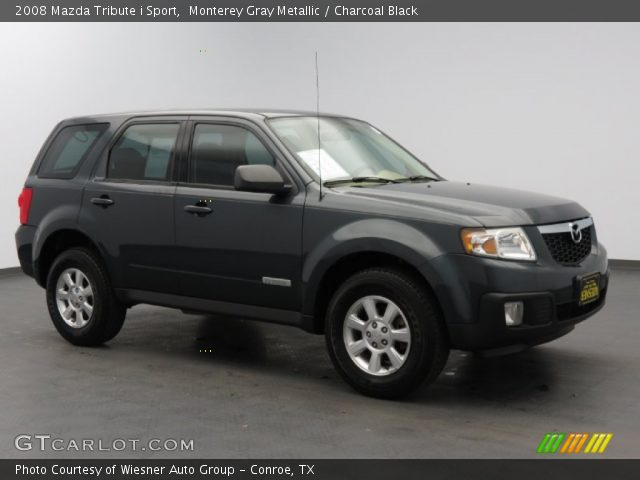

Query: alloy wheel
342 295 412 376
55 268 95 329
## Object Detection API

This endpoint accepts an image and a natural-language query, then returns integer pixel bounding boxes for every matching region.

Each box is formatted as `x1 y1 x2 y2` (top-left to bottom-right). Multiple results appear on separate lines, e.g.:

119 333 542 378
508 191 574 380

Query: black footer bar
2 459 639 480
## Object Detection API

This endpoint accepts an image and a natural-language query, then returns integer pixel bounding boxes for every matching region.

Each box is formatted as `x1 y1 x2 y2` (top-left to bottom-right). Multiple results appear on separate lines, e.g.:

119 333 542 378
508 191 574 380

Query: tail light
18 187 33 225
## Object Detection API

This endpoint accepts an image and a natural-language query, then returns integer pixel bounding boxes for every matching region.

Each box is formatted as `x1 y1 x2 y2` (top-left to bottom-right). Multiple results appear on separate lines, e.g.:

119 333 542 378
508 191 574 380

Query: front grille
542 226 592 265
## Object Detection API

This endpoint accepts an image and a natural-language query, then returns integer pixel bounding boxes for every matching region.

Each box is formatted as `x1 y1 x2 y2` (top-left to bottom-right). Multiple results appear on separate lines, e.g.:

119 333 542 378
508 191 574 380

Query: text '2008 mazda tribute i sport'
15 110 609 398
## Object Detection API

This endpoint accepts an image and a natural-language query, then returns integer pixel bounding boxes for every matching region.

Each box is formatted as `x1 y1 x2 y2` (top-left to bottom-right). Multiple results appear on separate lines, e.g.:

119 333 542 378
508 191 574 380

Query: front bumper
447 280 608 351
423 241 609 352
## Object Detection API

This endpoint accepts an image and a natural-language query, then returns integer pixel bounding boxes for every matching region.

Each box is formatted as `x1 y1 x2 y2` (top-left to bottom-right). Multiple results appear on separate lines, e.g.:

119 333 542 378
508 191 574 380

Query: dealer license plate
577 273 600 306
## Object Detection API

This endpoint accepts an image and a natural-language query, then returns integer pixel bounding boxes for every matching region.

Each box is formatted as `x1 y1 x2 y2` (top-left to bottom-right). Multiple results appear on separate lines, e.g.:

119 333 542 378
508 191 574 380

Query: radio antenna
315 51 323 200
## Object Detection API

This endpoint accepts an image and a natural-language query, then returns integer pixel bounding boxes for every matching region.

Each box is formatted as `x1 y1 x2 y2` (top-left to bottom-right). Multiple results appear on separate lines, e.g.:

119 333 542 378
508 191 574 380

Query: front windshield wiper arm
323 176 401 187
395 175 440 183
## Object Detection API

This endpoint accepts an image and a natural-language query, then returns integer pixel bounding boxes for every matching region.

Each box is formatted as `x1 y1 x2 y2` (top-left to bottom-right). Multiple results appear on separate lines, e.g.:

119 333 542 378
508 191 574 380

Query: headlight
461 227 537 261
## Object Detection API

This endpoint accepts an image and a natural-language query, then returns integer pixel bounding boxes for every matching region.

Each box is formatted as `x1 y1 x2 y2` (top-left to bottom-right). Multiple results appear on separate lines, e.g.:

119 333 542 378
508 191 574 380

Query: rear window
38 124 108 179
108 123 180 182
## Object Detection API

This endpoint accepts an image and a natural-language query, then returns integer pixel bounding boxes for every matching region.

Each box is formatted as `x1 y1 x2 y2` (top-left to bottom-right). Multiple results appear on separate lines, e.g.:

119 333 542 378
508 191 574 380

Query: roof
71 108 346 121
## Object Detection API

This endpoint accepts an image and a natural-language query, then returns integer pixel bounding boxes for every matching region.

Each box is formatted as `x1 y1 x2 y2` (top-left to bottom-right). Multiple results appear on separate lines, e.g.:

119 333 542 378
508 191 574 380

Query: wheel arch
34 228 104 287
302 221 448 334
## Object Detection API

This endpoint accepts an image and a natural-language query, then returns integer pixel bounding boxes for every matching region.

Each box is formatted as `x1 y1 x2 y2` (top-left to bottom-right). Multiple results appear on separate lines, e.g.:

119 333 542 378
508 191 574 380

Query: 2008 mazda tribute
15 110 609 398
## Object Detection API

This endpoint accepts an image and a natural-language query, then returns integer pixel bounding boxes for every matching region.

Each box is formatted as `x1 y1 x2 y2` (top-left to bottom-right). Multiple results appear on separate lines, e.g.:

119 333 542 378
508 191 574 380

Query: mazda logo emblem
569 223 582 244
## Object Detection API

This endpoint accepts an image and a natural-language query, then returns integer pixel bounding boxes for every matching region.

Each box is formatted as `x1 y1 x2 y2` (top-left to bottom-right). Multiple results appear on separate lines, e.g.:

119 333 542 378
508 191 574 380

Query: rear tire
325 268 449 399
46 247 126 346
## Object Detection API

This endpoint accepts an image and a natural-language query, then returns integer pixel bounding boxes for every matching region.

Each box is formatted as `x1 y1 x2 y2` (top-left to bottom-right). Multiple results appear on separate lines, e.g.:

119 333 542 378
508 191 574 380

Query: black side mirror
234 165 292 196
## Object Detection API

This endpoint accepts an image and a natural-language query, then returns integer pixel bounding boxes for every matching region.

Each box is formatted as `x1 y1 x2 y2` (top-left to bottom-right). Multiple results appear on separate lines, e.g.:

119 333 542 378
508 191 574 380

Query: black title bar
4 0 640 22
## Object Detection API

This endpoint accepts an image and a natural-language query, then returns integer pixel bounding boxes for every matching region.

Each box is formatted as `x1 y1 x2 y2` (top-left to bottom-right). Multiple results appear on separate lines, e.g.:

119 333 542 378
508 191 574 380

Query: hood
339 181 589 227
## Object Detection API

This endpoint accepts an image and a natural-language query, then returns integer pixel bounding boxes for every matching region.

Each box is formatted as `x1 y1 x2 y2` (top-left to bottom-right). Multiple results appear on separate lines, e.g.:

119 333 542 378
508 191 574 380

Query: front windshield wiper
395 175 440 183
323 176 401 187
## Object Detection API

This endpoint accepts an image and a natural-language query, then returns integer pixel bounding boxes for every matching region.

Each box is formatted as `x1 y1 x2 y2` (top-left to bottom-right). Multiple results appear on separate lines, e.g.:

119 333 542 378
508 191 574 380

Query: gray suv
15 110 609 398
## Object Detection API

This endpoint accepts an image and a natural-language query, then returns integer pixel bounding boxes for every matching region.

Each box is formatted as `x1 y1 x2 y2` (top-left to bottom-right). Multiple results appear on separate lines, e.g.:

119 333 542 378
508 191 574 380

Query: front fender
301 219 447 316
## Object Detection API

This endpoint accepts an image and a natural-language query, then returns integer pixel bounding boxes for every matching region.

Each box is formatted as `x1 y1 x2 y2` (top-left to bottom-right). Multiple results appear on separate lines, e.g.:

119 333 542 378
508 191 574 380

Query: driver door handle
184 204 212 215
91 196 114 207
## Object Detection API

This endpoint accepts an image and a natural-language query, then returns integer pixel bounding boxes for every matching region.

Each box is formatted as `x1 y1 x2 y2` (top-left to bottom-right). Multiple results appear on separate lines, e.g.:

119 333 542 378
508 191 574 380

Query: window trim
183 120 295 191
103 120 183 185
37 123 109 180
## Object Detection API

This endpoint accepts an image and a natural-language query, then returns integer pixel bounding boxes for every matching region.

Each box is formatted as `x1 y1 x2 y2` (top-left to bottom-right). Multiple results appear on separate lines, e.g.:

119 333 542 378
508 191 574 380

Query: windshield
267 116 439 184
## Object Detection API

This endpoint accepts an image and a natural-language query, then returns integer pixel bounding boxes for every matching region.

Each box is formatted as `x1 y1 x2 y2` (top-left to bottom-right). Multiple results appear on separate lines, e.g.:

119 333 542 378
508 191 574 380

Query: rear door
173 117 305 310
79 117 186 293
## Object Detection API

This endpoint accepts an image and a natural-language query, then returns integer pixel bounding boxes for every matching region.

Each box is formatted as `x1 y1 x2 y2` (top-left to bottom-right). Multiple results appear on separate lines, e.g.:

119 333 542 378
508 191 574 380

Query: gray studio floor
0 268 638 459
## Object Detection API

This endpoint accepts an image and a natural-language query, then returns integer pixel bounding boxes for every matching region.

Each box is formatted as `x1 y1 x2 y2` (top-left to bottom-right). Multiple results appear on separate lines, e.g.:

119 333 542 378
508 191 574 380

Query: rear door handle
184 205 212 215
91 196 114 207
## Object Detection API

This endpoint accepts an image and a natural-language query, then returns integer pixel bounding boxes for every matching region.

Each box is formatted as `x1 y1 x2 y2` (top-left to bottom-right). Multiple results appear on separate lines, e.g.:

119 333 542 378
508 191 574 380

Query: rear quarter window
38 124 108 179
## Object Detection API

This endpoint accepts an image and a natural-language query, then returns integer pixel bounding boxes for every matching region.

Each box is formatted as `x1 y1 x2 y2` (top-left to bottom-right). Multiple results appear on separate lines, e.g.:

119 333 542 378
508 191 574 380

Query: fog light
504 301 524 327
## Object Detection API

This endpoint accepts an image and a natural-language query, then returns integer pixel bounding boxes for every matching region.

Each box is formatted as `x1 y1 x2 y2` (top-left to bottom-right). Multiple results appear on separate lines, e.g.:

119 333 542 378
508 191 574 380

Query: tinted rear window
108 123 180 182
38 124 108 178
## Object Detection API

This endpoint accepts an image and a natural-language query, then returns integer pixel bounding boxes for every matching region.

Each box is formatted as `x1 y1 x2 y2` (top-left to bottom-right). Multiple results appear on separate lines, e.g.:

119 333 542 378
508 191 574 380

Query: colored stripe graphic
585 433 613 454
560 433 575 453
540 433 613 454
574 433 589 453
537 433 565 453
584 434 598 453
549 433 565 453
568 433 581 453
565 433 587 453
537 433 552 453
564 433 580 453
598 434 613 453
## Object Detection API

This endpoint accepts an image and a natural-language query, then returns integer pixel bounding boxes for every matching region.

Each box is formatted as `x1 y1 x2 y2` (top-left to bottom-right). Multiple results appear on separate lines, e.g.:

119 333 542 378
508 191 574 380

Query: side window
38 124 108 178
190 124 275 187
108 123 180 181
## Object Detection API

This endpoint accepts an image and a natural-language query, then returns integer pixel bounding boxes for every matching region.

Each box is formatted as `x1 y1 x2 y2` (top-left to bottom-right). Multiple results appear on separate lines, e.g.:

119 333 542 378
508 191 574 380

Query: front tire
46 247 126 346
325 268 449 399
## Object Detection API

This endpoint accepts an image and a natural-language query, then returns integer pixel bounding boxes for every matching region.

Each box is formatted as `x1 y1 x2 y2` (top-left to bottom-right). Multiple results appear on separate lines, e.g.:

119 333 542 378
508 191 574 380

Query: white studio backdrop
1 22 638 268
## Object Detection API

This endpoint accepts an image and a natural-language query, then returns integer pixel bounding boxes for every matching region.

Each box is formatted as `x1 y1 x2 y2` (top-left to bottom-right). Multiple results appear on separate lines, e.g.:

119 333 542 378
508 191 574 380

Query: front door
173 119 305 310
